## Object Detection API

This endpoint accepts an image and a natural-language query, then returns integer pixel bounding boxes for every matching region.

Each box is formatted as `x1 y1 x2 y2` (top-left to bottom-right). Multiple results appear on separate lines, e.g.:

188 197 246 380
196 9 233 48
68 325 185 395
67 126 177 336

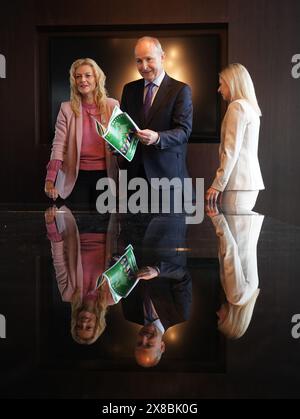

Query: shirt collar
144 70 166 88
144 318 165 334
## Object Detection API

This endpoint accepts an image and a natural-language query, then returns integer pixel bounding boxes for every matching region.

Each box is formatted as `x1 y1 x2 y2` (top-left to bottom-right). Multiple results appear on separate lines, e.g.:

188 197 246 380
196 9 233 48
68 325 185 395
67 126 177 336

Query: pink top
47 223 106 299
80 233 106 298
45 102 106 182
80 102 106 171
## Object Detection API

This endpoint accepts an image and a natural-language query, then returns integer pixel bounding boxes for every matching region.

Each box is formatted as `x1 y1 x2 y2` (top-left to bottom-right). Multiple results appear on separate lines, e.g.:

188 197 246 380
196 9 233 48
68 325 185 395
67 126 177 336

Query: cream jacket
211 212 264 305
212 99 265 192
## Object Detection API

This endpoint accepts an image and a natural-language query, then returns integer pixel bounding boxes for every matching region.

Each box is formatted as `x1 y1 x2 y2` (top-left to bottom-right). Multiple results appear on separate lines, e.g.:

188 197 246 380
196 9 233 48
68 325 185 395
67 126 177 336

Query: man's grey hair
135 36 164 55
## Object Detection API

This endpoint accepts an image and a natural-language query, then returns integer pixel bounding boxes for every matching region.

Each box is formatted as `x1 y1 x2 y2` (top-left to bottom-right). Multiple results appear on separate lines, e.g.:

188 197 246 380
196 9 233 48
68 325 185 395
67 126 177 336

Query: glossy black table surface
0 207 300 399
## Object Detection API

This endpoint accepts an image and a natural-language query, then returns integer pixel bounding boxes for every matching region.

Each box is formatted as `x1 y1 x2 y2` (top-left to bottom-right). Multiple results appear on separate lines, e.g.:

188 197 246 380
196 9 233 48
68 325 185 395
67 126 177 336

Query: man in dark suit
120 36 193 186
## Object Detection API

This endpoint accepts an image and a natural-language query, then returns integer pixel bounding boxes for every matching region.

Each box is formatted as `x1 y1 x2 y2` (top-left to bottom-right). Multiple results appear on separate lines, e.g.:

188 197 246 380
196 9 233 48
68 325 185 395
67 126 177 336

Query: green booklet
93 106 139 162
102 244 139 303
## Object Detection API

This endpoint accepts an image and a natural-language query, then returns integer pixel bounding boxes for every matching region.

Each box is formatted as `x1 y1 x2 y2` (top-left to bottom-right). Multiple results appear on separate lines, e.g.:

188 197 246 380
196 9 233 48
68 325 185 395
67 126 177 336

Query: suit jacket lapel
133 79 145 128
145 74 171 126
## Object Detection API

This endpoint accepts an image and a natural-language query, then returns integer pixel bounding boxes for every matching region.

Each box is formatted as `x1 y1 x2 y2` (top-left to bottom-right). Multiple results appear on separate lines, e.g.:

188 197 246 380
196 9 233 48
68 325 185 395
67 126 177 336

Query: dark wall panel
0 1 36 203
228 0 300 223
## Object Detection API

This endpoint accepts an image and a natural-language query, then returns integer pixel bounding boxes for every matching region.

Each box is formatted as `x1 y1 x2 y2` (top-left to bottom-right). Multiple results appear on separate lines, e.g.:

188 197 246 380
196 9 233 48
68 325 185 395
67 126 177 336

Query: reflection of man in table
121 214 192 367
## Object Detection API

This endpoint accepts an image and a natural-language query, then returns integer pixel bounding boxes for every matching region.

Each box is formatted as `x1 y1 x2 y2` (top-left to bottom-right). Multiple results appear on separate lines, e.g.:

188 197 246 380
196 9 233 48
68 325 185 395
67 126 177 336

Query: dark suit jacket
121 214 192 330
117 213 188 271
122 271 192 331
141 214 187 270
120 74 193 183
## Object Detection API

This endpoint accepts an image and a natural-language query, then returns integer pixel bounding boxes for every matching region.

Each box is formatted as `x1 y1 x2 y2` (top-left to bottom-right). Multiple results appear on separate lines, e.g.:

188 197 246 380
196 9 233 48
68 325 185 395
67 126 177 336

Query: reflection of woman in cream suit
209 209 264 339
206 63 264 211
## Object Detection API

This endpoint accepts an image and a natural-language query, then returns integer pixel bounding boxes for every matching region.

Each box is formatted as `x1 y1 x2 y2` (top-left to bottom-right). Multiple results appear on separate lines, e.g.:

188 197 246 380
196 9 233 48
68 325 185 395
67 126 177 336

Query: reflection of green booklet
102 244 139 303
94 106 139 162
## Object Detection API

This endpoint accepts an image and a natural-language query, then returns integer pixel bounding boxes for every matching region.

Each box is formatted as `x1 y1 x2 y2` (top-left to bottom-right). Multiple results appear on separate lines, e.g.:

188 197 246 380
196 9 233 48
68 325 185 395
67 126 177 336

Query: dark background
48 33 224 141
0 0 300 225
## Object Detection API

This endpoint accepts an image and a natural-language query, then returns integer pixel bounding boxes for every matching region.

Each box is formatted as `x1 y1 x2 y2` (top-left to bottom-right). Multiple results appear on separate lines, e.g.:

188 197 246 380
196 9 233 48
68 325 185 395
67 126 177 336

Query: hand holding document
93 106 140 162
100 245 139 303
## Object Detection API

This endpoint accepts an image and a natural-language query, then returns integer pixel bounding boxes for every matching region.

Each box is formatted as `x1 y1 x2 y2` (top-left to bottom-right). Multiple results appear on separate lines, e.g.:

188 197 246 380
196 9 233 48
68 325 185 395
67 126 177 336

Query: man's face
135 324 165 367
135 40 164 82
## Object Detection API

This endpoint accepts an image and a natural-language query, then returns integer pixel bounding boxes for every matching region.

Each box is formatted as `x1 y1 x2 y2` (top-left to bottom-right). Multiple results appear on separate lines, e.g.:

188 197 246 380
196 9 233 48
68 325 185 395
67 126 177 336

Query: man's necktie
144 291 158 323
143 82 155 118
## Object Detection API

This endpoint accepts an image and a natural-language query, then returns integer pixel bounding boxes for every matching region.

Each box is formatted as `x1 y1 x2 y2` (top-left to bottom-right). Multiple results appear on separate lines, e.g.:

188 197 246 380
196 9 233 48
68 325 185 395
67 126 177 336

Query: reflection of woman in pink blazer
44 58 119 208
45 206 118 345
206 64 264 211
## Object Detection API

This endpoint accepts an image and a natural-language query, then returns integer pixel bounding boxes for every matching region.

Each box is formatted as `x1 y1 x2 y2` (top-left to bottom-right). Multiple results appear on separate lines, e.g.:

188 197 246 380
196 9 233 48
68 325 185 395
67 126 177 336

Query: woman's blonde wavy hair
69 58 107 116
218 289 260 339
220 63 262 116
71 287 108 345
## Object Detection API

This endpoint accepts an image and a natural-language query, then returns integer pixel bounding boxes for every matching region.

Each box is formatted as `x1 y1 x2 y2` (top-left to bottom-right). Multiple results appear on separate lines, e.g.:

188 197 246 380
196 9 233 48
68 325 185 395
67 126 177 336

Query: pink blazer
50 98 119 199
50 206 119 303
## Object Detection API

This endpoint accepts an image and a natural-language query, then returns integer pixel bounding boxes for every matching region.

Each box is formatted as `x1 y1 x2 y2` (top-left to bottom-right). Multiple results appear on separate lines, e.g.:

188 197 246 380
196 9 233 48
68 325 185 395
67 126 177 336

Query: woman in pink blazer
206 63 264 211
44 58 119 209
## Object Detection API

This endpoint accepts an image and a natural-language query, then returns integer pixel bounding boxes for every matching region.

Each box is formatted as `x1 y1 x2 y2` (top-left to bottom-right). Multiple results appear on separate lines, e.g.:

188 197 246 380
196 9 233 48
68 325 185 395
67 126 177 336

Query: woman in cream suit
44 58 119 208
206 63 264 210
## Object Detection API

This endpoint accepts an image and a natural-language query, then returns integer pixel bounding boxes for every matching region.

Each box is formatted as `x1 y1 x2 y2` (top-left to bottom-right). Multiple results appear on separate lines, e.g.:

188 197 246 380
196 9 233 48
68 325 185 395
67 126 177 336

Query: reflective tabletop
0 206 300 399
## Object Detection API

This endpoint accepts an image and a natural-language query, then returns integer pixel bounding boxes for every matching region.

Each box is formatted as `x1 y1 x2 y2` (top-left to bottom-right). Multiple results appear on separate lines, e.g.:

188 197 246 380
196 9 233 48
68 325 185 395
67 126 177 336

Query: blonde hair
218 289 260 339
220 63 262 116
71 288 108 345
69 58 107 117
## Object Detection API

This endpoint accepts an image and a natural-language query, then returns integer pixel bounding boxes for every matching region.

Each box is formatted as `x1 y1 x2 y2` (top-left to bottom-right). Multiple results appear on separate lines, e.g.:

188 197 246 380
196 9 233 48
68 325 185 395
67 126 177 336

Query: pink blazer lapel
76 104 83 163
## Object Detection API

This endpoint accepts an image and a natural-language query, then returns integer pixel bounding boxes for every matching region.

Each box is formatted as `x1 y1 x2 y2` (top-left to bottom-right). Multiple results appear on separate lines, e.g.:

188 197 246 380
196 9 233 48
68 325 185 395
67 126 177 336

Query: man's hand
136 266 159 281
137 129 159 145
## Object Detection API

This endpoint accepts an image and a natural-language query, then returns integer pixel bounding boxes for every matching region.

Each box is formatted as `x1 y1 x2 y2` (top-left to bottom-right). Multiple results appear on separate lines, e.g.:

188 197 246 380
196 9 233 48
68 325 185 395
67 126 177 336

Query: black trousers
65 170 107 211
129 164 185 214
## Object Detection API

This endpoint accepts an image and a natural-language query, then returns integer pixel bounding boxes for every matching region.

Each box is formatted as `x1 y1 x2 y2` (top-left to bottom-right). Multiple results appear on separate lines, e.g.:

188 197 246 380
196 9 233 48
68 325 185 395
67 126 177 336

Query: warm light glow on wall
167 331 178 342
168 48 179 59
164 323 188 344
129 68 141 81
163 43 193 85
